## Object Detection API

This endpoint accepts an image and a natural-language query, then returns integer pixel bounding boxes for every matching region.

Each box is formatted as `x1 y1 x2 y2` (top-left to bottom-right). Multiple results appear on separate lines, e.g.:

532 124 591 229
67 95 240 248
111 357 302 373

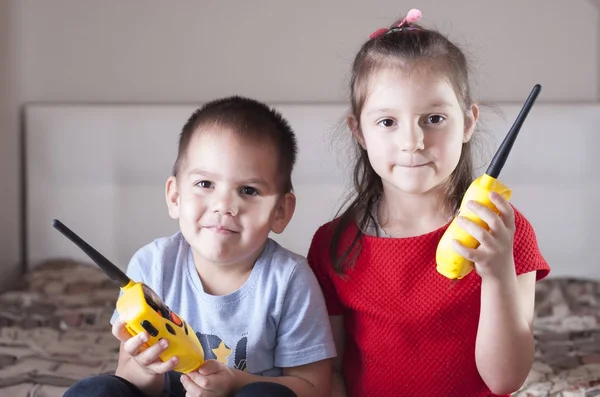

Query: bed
1 102 598 396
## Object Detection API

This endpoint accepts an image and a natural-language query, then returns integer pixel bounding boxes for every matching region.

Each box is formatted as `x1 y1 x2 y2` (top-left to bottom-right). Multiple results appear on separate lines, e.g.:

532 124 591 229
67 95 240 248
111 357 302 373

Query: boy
64 96 336 397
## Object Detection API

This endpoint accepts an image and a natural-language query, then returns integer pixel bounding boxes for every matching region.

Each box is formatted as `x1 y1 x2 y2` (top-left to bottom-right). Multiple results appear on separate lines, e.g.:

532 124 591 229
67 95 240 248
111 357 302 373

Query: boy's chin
185 230 271 264
195 251 241 267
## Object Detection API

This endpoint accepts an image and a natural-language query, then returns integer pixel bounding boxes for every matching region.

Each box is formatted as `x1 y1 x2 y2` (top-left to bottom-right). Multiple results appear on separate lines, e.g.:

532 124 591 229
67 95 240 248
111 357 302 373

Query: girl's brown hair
330 18 478 273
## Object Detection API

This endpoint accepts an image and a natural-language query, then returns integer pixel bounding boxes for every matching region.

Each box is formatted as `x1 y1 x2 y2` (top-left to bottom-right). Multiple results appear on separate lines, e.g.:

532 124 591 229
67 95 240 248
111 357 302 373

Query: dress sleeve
307 225 344 315
512 206 551 280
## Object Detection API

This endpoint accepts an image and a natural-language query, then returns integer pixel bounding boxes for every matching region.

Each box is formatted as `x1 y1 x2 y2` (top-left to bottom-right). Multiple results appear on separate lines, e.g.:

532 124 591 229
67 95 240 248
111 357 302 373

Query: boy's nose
211 193 239 216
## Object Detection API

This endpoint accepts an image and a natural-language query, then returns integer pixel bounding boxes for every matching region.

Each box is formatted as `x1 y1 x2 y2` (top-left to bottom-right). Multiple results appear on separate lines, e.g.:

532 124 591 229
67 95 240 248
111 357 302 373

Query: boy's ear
347 115 366 149
165 176 180 219
463 103 479 143
270 192 296 234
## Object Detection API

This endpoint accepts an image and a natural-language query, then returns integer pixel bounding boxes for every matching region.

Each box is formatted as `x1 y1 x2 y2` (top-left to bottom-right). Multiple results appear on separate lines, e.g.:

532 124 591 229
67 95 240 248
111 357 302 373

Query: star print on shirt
196 332 248 371
212 341 232 365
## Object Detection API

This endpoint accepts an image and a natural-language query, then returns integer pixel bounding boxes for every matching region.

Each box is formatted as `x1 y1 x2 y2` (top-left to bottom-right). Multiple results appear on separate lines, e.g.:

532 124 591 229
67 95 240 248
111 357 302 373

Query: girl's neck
377 183 452 238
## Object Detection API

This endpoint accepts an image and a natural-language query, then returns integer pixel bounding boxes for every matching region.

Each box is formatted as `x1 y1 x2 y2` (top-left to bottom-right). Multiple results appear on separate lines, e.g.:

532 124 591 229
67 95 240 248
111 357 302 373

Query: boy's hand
113 317 179 374
452 191 516 281
180 360 235 397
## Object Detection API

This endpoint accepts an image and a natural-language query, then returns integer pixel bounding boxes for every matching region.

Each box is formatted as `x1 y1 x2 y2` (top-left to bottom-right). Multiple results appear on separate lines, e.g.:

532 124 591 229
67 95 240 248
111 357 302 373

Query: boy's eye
241 186 259 196
425 115 445 124
196 180 213 188
378 119 395 128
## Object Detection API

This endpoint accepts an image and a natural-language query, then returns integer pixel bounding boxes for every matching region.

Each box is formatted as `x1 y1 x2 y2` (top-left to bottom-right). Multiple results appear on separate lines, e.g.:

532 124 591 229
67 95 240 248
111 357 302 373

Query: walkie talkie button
165 323 176 335
170 312 183 326
141 320 159 337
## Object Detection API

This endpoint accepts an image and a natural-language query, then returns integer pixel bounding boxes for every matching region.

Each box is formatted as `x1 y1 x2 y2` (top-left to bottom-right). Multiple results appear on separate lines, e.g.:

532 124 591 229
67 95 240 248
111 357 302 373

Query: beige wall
0 1 23 289
1 0 599 286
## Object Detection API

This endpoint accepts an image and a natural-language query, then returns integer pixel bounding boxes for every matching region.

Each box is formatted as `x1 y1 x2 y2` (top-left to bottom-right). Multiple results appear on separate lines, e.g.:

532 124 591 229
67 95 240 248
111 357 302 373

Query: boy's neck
191 246 263 296
378 183 451 238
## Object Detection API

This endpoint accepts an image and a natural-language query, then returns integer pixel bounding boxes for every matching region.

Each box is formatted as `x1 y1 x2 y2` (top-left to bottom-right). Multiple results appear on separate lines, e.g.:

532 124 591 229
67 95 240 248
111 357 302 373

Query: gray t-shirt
110 232 336 376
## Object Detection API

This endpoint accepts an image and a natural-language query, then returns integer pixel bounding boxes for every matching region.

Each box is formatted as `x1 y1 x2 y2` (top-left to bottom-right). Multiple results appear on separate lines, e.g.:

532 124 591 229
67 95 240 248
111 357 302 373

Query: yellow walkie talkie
436 84 542 280
52 219 205 373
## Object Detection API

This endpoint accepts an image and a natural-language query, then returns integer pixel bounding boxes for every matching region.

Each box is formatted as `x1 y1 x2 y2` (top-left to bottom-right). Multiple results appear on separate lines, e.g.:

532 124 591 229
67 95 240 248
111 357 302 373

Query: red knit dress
307 208 550 397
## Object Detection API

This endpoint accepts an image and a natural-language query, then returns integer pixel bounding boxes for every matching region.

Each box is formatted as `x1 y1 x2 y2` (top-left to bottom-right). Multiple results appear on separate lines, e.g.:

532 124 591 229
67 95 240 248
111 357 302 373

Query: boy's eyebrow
242 178 270 187
188 169 270 187
188 168 217 178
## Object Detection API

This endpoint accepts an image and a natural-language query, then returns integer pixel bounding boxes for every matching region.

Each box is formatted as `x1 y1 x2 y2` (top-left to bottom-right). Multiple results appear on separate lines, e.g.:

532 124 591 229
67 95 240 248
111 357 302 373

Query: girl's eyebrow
366 102 453 116
429 102 453 108
366 108 394 116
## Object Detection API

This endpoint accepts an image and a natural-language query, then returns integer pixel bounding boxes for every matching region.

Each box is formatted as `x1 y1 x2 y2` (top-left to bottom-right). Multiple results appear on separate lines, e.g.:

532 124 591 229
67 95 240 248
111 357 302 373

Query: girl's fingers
489 192 515 230
451 239 481 263
466 200 503 234
456 216 492 247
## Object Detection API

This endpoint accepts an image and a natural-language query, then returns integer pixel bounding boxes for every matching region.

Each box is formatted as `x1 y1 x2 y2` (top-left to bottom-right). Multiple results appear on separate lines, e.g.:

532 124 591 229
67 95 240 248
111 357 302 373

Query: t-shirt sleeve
274 259 337 368
109 246 151 325
512 207 550 280
306 226 343 315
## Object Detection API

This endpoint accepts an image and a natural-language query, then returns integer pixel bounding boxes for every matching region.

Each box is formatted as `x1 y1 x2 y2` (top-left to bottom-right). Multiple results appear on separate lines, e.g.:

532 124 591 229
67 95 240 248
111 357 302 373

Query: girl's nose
399 124 425 152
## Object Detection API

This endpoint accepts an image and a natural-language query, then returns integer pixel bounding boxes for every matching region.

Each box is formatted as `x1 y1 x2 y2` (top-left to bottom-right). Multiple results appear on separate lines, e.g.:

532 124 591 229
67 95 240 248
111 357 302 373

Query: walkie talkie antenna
52 219 130 288
486 84 542 179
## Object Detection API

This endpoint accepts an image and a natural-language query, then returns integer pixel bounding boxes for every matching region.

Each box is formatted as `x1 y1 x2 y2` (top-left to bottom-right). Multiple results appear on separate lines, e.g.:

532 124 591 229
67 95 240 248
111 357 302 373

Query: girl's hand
180 360 235 397
452 191 516 281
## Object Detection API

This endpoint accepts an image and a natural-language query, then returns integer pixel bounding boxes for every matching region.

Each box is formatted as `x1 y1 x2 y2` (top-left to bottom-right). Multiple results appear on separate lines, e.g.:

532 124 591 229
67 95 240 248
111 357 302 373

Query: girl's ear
165 176 180 219
347 115 366 149
463 104 479 143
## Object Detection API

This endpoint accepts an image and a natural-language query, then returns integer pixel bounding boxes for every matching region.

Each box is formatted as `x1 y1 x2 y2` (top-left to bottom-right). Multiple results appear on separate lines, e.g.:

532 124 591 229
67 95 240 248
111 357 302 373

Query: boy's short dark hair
173 96 298 193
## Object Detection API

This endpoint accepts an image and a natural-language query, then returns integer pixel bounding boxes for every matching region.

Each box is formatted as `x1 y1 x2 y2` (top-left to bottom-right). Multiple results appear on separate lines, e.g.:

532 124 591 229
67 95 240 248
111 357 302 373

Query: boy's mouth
203 225 239 234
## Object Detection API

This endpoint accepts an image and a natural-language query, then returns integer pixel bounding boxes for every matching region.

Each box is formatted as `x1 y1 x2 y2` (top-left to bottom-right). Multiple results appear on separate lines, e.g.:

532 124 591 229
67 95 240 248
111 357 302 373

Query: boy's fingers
111 318 136 342
181 374 206 396
197 359 220 376
123 332 150 356
147 356 180 374
133 338 169 367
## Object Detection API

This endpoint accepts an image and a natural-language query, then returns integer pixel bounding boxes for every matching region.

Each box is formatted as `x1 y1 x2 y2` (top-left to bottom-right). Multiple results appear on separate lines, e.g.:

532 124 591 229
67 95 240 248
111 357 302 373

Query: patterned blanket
0 260 598 397
514 278 600 396
0 260 120 397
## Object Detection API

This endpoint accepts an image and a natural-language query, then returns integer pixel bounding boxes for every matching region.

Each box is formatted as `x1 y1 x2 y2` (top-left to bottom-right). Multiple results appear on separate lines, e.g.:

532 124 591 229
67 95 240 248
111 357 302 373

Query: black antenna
52 219 130 288
486 84 542 179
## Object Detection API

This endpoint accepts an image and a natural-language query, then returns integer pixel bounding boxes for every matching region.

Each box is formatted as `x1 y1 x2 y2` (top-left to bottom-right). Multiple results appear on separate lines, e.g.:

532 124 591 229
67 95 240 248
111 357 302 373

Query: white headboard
25 102 600 279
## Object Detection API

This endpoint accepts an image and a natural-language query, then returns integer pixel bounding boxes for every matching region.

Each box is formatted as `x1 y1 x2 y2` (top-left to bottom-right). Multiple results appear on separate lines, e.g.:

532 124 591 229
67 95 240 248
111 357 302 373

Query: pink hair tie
369 8 422 39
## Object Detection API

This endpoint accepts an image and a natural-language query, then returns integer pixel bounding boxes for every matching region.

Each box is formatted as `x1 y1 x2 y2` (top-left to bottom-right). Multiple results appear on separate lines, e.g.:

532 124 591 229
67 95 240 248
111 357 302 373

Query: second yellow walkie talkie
436 84 542 280
52 219 205 373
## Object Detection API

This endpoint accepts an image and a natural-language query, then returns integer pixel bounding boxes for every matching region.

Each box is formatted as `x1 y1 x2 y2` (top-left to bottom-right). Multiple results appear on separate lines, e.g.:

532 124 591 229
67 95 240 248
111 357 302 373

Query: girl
307 9 550 397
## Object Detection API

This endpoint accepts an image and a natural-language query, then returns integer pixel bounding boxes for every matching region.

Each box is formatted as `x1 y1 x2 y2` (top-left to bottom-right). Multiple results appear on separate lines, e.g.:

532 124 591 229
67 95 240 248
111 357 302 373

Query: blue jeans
63 372 298 397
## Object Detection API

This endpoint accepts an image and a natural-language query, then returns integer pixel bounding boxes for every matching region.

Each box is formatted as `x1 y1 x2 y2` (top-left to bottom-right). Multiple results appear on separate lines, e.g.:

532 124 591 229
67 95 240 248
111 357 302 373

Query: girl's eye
426 115 445 124
378 119 395 128
241 186 259 196
197 181 213 188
